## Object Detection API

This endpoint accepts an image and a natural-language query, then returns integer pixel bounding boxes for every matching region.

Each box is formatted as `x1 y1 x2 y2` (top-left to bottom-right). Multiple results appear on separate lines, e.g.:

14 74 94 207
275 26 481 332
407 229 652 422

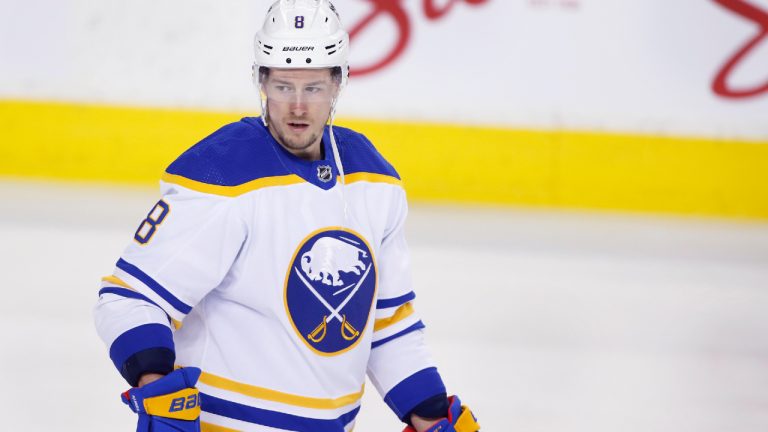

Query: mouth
287 121 310 133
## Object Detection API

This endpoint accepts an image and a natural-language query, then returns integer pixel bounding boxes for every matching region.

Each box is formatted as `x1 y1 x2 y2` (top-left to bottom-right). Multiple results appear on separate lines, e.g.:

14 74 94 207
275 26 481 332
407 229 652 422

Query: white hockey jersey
94 117 446 432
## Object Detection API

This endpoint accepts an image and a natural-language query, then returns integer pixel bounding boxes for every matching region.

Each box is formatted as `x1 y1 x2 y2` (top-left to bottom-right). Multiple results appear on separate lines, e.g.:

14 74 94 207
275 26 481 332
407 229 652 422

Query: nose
289 92 307 116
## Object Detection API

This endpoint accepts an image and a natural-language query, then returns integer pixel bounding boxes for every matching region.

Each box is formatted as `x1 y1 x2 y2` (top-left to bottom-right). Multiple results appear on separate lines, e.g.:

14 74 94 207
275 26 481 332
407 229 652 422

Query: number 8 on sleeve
134 200 170 245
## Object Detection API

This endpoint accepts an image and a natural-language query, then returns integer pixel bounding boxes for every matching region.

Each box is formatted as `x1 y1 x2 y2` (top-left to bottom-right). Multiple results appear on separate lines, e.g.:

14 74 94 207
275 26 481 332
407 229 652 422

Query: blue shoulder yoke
165 117 400 189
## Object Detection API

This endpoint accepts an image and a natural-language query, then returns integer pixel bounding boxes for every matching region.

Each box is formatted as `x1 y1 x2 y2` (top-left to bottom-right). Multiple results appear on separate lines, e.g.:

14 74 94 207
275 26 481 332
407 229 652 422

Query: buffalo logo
285 228 377 355
317 165 333 183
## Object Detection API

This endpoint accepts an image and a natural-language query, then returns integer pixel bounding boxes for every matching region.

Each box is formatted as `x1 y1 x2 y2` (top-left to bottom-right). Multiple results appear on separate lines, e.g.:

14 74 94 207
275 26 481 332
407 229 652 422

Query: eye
275 85 293 92
305 86 321 93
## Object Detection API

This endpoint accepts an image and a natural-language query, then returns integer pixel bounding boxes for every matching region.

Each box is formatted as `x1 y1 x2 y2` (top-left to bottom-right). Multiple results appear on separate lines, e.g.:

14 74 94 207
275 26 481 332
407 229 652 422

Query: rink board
1 99 767 219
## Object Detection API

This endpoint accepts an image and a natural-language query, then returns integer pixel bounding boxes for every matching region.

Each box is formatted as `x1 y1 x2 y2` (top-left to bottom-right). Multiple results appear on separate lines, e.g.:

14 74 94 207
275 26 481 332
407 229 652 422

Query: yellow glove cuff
454 405 481 432
143 387 201 421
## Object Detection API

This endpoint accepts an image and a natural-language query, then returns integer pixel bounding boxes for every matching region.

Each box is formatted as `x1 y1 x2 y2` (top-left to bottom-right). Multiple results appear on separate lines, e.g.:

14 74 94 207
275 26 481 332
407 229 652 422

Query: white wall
1 0 766 139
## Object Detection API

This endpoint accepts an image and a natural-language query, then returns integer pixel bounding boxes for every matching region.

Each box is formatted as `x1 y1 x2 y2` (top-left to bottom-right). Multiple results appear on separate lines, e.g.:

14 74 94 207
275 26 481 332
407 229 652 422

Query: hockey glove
121 367 202 432
404 395 480 432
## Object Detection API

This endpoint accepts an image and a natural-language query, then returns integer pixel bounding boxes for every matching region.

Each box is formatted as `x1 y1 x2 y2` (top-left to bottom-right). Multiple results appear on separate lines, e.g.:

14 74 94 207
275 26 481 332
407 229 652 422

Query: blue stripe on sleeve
383 367 447 421
98 287 161 308
108 324 174 374
376 291 416 309
371 320 425 349
116 258 192 314
201 393 360 432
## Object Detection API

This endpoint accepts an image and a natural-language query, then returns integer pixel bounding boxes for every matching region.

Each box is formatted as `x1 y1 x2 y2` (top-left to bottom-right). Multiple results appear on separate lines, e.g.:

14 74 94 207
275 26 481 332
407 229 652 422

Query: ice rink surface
2 180 768 432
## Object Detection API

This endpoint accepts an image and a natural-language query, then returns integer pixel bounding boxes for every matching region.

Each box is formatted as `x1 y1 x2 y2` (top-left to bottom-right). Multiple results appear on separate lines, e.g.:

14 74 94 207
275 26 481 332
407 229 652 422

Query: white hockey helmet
253 0 350 88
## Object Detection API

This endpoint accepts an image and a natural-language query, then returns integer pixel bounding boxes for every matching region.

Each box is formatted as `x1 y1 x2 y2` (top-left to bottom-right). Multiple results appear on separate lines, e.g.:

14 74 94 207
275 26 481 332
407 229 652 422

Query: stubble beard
273 124 322 157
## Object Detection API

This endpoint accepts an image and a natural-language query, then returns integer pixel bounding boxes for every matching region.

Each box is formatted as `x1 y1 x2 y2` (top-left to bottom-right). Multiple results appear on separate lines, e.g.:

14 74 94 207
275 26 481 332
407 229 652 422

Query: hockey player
94 1 480 431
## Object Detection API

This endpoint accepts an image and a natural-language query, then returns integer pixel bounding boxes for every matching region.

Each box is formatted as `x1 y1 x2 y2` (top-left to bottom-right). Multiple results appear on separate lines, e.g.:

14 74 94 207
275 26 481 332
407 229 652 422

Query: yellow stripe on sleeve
101 275 183 330
101 275 134 290
374 302 414 332
198 371 364 410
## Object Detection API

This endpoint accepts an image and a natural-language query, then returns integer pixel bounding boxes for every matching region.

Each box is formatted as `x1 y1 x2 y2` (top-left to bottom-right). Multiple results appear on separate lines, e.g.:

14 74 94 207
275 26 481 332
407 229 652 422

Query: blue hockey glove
403 395 479 432
121 367 202 432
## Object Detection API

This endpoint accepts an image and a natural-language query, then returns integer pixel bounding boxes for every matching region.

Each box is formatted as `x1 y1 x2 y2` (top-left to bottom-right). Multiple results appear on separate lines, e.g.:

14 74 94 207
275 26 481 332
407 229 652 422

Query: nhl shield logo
317 165 333 183
284 228 377 355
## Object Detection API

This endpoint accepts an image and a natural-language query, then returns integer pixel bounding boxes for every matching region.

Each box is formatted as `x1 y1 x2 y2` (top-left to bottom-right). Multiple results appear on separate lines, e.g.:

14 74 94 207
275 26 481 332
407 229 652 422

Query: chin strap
328 100 349 225
260 93 269 127
253 63 269 127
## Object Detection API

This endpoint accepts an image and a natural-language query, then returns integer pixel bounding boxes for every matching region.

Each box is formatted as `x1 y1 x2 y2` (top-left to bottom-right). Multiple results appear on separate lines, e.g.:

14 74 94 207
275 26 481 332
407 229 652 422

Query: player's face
263 68 339 160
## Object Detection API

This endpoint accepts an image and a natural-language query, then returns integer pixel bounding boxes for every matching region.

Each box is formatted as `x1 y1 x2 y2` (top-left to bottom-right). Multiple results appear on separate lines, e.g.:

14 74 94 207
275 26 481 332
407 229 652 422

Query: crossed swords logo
294 263 373 343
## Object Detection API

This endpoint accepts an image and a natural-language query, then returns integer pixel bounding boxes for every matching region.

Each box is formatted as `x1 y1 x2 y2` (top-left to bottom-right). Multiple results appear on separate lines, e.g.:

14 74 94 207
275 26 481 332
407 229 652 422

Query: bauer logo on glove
169 392 200 413
121 367 202 432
